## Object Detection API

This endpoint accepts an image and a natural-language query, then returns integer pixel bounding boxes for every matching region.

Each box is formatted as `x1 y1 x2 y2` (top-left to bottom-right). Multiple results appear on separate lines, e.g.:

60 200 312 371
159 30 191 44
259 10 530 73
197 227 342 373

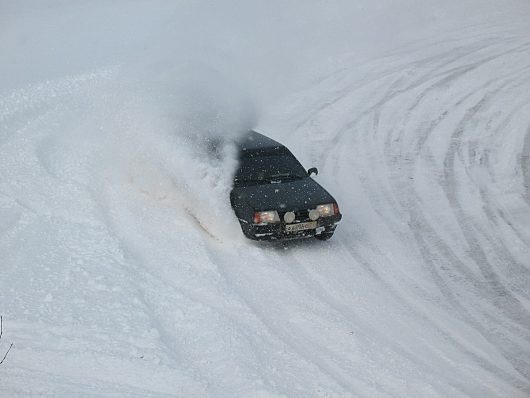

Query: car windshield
234 154 308 186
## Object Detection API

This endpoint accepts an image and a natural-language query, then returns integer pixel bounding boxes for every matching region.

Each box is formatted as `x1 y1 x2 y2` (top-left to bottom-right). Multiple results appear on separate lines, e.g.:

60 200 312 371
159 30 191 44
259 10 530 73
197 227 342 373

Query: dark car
230 131 342 241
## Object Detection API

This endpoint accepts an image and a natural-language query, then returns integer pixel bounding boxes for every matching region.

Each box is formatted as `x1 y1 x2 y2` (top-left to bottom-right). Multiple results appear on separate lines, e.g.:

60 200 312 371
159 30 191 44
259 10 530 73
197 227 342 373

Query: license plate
285 221 317 233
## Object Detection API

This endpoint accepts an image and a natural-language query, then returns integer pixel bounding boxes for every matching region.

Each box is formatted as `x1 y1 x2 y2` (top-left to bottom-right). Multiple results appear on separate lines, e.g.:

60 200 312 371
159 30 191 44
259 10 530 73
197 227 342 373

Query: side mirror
307 167 318 176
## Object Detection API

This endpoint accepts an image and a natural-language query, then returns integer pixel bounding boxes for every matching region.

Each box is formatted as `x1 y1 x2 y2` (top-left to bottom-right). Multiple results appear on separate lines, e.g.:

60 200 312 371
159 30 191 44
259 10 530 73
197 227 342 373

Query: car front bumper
243 214 342 241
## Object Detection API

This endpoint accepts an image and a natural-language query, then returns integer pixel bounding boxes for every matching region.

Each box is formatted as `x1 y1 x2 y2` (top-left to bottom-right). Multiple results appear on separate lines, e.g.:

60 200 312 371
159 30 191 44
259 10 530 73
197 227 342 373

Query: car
230 131 342 241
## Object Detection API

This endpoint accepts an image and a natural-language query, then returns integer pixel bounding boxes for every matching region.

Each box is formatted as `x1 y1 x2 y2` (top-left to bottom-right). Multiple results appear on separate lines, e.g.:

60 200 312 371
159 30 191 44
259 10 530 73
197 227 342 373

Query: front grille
279 209 310 223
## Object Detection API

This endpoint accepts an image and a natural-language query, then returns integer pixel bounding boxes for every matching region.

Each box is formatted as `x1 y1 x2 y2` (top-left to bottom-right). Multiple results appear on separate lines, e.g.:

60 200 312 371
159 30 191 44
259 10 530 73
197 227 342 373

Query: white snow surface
1 1 530 397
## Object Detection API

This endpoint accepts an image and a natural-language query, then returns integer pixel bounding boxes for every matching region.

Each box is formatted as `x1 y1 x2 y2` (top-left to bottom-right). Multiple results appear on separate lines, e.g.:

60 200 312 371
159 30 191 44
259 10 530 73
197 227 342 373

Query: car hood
231 177 336 211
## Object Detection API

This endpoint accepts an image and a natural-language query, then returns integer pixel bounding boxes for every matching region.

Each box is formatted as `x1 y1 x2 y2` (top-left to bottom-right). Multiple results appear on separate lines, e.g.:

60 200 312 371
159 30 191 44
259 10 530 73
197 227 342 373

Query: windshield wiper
235 178 268 186
269 174 303 182
235 175 304 186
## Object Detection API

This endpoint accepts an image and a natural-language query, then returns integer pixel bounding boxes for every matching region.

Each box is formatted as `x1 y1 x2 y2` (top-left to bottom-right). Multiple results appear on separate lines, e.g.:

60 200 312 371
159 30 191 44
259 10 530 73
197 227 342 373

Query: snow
1 1 530 397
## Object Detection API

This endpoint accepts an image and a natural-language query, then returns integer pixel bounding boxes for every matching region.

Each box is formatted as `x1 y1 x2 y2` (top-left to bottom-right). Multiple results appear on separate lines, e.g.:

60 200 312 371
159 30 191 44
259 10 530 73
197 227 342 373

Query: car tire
315 232 334 241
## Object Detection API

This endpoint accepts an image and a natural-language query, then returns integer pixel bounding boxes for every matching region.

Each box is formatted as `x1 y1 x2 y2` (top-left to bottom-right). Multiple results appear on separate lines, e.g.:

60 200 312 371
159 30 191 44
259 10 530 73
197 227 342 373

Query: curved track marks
272 30 530 397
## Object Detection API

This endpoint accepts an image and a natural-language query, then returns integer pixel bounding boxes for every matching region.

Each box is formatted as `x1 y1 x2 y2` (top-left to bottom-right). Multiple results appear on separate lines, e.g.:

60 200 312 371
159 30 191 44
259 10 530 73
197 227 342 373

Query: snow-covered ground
1 1 530 397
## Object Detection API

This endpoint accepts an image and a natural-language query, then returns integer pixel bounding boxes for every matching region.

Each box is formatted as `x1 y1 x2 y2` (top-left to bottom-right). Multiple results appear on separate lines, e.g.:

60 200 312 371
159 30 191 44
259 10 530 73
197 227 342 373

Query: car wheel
315 231 334 241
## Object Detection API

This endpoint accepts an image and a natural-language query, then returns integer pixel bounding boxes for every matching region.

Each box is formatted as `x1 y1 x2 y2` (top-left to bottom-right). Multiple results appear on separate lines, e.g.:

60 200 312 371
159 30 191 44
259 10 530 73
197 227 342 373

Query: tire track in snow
400 54 530 305
442 88 530 311
522 124 530 205
276 246 494 398
291 36 515 138
441 94 530 383
205 244 366 397
273 32 530 396
294 40 530 231
392 44 530 389
344 231 528 393
372 38 530 386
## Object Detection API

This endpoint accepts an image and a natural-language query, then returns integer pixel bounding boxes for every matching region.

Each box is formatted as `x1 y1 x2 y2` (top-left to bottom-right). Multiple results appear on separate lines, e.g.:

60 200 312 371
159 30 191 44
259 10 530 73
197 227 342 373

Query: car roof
237 131 289 157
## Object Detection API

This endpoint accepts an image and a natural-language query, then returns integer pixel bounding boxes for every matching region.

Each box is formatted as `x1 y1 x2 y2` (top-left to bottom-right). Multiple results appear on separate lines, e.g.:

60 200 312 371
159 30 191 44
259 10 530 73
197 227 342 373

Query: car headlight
316 203 337 217
253 210 280 224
